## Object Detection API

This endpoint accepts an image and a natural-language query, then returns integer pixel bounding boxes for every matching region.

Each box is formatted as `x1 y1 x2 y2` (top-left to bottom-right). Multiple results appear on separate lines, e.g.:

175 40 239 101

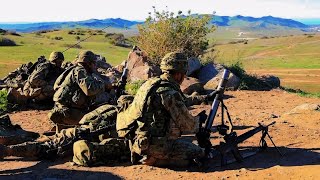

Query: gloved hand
197 110 208 124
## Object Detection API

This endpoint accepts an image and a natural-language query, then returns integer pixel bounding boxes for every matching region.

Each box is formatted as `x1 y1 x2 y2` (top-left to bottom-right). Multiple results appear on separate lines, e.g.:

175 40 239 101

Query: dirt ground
0 89 319 179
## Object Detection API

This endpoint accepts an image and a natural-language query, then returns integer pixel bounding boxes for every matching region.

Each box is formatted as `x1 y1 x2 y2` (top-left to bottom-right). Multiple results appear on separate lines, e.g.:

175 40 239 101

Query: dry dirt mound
0 90 319 179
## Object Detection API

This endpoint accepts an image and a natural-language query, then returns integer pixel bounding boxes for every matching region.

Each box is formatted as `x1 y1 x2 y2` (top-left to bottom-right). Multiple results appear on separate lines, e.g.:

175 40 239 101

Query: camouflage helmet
49 51 64 62
77 50 96 64
160 51 188 74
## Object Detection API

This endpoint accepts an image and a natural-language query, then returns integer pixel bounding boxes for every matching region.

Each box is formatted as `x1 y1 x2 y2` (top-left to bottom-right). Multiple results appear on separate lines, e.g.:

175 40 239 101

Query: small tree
135 8 215 64
0 37 16 46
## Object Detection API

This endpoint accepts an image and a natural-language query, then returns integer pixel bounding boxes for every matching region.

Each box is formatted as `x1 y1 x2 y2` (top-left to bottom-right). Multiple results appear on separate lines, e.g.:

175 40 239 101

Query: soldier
0 97 132 164
7 51 65 105
72 52 210 167
48 50 112 126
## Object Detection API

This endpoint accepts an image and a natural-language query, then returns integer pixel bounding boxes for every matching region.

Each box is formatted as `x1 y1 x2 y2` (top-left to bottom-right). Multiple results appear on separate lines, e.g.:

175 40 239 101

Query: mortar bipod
213 121 282 166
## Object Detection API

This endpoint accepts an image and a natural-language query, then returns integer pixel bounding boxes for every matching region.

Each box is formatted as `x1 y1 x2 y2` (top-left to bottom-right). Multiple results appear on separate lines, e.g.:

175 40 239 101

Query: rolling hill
0 15 314 33
0 18 142 32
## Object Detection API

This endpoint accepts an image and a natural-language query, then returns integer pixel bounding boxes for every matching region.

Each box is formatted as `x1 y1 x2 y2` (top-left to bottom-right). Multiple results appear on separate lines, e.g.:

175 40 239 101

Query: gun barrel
205 69 230 130
237 121 275 144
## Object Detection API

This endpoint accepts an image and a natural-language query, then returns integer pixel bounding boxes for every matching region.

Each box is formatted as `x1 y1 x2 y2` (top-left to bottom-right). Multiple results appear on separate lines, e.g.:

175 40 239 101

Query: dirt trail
1 90 319 179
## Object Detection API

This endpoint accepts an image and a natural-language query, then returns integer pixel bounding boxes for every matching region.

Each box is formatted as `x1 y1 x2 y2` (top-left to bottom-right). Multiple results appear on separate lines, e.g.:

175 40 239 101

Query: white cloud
0 0 319 22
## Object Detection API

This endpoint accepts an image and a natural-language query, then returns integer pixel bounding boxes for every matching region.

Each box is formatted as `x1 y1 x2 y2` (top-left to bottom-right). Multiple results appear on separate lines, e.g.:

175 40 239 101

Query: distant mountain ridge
0 18 142 32
212 15 308 28
0 15 311 32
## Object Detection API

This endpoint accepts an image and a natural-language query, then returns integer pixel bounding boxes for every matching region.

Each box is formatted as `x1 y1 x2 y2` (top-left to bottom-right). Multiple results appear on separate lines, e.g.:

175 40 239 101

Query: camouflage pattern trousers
5 127 128 163
5 128 78 158
72 138 130 166
131 137 205 167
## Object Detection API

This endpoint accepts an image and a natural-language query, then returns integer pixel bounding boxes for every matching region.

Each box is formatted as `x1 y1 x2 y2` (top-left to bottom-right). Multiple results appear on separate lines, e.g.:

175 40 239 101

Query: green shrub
0 28 6 34
200 48 217 66
4 31 21 36
53 36 63 40
280 87 320 98
134 8 215 64
227 62 265 90
68 30 75 35
105 33 131 47
0 89 8 112
0 37 16 46
63 44 82 49
125 80 146 95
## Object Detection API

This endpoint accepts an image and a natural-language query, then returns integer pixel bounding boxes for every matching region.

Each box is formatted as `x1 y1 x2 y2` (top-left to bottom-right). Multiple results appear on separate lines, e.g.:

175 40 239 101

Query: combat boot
0 114 40 145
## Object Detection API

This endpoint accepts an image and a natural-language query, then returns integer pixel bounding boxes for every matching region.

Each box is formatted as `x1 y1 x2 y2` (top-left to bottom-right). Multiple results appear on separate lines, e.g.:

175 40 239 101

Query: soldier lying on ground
6 52 65 106
73 51 215 167
48 50 113 127
0 95 133 162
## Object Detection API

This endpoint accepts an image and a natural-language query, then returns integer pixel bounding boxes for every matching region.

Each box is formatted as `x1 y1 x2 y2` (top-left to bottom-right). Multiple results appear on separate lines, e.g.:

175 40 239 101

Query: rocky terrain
0 89 319 179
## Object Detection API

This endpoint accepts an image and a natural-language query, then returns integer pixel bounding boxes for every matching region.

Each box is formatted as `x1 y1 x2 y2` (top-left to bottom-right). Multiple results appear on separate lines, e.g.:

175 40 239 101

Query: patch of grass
211 34 320 69
280 87 320 98
125 80 146 95
0 29 131 78
0 89 8 112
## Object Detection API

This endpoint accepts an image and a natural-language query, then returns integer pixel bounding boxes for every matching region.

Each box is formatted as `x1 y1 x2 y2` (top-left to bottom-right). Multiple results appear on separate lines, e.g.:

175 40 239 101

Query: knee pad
72 140 94 167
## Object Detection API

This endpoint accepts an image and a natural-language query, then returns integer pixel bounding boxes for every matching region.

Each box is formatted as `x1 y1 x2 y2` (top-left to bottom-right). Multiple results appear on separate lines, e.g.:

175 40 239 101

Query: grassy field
206 33 320 93
0 28 319 93
0 29 130 77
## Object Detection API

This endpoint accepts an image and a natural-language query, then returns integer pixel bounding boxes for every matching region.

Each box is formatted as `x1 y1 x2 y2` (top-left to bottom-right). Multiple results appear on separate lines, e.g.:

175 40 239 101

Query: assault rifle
196 69 282 166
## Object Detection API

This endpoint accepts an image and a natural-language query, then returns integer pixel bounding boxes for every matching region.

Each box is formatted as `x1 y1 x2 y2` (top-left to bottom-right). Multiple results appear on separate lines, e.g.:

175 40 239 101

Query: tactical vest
116 77 183 139
54 65 76 91
53 66 89 109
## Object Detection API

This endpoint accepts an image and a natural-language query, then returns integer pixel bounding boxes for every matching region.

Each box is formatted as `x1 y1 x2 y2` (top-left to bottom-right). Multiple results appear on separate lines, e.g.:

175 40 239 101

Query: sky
0 0 319 23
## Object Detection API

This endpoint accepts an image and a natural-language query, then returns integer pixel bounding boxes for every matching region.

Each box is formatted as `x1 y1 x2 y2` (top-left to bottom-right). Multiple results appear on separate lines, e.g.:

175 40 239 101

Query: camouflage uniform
48 51 110 125
0 104 128 161
71 96 134 166
72 52 205 167
7 52 64 104
126 52 205 166
116 73 205 167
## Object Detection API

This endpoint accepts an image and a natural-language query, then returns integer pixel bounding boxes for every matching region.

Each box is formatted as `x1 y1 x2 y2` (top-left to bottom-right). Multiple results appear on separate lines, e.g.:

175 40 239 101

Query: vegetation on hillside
125 80 146 95
135 8 215 64
105 33 131 47
280 87 320 98
227 62 266 90
0 89 8 112
0 29 130 77
0 36 17 46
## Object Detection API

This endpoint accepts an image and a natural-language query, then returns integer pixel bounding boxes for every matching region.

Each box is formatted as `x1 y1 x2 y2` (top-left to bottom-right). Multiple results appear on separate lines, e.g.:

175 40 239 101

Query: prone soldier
7 52 65 105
